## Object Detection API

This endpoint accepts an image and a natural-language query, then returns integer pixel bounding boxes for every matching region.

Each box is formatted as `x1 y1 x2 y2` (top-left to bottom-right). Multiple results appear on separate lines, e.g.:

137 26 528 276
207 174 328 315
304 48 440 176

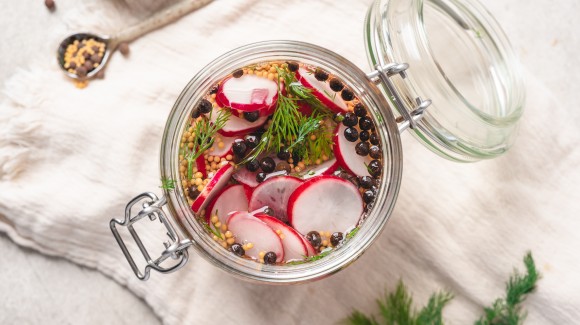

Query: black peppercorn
232 139 247 157
209 85 218 94
277 149 290 161
230 243 245 257
198 99 212 114
260 157 276 173
243 111 260 122
329 78 344 92
287 61 299 72
341 88 355 101
359 130 370 142
354 103 367 117
232 69 244 78
187 186 200 199
342 112 358 127
330 232 344 246
344 127 359 142
191 107 201 119
369 145 381 159
359 116 374 131
363 190 376 204
263 251 277 265
370 132 380 145
244 134 260 149
246 159 260 172
314 68 329 81
359 176 373 189
256 172 267 183
355 142 370 156
306 231 322 249
368 160 382 177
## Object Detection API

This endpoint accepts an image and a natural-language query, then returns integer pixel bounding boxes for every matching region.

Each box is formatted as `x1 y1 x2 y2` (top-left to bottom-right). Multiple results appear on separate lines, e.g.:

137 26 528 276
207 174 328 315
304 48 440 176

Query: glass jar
110 0 524 283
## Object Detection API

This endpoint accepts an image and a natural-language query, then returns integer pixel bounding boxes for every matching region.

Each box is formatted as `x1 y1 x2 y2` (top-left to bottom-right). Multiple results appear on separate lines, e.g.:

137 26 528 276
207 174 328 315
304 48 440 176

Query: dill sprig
184 108 231 179
475 252 539 325
344 252 539 325
159 177 176 191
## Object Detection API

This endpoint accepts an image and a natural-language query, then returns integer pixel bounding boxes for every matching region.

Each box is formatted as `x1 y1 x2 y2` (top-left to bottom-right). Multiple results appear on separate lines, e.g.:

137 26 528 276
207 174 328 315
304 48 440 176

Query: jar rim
160 40 404 283
365 0 525 162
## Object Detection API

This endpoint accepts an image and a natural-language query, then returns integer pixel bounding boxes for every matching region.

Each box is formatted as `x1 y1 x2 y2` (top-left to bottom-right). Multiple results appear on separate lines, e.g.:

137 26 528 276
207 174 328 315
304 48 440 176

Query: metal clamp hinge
367 63 432 133
110 192 193 280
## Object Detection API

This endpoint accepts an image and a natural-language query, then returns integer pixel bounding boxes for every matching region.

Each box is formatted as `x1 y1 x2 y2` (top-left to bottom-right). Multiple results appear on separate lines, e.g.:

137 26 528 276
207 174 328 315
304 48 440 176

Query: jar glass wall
159 41 403 284
365 0 525 162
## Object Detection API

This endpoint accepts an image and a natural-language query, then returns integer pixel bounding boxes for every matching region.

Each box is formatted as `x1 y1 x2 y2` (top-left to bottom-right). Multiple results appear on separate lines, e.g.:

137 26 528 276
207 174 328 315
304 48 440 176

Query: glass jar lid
365 0 525 162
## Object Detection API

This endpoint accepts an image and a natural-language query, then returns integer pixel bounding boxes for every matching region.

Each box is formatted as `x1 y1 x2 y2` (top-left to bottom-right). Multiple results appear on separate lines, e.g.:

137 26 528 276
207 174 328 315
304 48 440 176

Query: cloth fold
1 0 579 324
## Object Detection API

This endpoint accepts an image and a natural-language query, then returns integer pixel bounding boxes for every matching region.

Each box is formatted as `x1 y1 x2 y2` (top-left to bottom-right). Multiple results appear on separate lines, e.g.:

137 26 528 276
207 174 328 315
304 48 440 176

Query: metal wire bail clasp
367 63 432 133
109 192 193 280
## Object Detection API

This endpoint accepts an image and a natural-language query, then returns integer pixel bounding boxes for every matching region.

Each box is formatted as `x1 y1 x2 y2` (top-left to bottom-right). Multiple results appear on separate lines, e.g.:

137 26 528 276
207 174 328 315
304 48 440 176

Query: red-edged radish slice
254 214 308 261
300 236 316 256
248 176 303 223
333 124 373 177
226 212 284 262
208 135 236 158
302 157 339 180
195 155 208 178
288 175 363 235
242 184 253 202
191 163 234 213
295 67 348 114
232 166 260 188
205 184 249 223
210 106 268 137
215 75 278 112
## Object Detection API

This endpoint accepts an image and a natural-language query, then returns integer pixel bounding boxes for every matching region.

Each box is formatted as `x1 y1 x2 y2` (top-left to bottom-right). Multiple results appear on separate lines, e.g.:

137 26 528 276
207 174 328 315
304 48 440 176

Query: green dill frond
345 312 380 325
475 252 539 325
378 281 415 325
184 108 231 179
416 291 454 325
159 177 176 191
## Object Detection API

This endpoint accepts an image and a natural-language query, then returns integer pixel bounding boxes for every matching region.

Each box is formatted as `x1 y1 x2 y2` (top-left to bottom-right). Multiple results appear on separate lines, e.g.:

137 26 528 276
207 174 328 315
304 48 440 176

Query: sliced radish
242 184 253 202
232 166 260 188
288 175 363 235
226 212 284 262
204 184 249 223
208 135 236 158
333 123 373 177
215 75 278 112
301 157 339 179
255 214 307 261
248 176 303 223
210 106 268 137
191 163 234 213
300 236 316 256
296 67 348 114
195 155 208 178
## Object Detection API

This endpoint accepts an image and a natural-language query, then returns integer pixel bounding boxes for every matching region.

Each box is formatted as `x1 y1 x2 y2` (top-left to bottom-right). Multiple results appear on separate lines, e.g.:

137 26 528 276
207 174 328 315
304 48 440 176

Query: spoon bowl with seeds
57 0 213 81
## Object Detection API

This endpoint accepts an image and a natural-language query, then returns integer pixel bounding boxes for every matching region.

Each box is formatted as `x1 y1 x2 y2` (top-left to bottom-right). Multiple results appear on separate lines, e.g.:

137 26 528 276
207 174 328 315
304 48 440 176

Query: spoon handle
112 0 213 47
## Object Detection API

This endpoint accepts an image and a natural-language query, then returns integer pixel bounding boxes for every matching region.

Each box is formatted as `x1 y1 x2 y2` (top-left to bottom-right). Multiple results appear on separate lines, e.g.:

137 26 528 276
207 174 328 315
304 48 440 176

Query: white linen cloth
1 0 579 324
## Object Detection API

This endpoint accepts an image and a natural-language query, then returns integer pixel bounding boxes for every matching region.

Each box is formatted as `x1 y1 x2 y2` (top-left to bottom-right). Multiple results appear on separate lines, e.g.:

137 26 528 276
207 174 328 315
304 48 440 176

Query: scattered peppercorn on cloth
1 0 580 324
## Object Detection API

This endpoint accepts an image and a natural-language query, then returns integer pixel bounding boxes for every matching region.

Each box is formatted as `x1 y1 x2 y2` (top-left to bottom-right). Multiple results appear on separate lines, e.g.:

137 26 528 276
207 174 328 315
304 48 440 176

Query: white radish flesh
248 176 303 223
226 212 284 262
333 123 373 177
255 214 307 262
288 175 363 235
205 185 249 224
191 163 234 213
215 75 278 112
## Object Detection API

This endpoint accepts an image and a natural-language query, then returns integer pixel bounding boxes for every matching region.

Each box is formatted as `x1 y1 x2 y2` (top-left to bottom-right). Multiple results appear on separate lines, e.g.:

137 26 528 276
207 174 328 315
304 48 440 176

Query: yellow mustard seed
226 238 235 245
225 231 233 238
197 184 204 192
211 216 219 224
